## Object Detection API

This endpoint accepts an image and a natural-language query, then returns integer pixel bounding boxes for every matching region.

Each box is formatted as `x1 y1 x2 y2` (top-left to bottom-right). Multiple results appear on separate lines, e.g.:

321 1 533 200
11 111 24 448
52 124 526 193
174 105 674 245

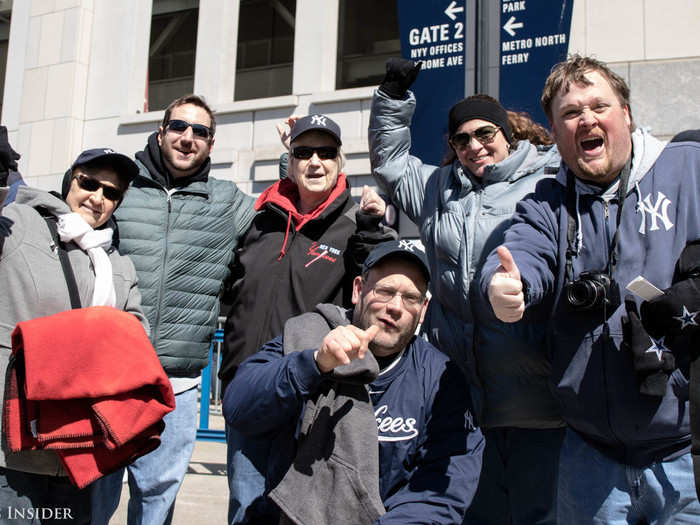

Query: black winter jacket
220 174 394 382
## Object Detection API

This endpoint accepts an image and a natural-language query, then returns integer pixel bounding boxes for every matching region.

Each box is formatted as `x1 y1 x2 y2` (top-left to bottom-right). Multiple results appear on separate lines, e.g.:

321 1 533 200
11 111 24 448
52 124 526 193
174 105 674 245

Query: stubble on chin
574 157 624 187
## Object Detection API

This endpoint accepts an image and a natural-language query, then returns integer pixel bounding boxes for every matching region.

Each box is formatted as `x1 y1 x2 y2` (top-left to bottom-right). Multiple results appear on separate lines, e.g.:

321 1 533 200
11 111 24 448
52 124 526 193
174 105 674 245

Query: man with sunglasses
91 94 256 525
223 240 483 524
219 114 395 523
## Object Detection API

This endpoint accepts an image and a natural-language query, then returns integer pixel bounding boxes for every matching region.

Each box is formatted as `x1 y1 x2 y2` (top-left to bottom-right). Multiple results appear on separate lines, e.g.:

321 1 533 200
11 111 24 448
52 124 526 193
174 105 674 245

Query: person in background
0 125 25 205
224 240 484 525
670 129 700 143
0 148 144 523
91 94 256 525
368 58 564 524
483 54 700 523
220 113 395 524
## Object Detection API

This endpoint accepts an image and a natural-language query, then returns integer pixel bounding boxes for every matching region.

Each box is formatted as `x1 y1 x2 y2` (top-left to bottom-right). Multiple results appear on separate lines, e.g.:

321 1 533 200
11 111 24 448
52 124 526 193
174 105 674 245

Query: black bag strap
44 216 82 309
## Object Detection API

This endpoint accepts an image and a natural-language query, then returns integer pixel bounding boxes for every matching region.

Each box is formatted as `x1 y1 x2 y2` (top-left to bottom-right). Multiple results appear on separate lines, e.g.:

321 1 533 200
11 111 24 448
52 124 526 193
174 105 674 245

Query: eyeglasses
368 285 425 308
291 146 338 160
449 126 500 150
73 173 123 202
166 119 212 140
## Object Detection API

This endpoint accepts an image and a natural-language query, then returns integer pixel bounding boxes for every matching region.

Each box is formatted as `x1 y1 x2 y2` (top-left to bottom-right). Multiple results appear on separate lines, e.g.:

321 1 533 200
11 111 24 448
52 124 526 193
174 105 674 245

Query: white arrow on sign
444 1 464 21
503 16 524 36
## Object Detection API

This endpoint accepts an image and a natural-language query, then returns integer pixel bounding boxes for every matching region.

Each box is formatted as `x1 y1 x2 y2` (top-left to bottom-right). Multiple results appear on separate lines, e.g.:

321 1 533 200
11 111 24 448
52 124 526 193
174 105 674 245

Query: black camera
565 271 614 311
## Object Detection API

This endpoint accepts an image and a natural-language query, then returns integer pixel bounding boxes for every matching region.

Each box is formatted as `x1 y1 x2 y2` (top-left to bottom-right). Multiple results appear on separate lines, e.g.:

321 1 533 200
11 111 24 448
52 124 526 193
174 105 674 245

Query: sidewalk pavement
109 408 229 524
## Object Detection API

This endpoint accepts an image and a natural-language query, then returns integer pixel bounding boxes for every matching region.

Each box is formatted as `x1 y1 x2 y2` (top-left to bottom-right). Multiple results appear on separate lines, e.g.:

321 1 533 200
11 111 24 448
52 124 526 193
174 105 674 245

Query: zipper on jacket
152 189 177 338
467 187 483 284
599 195 625 448
602 197 613 273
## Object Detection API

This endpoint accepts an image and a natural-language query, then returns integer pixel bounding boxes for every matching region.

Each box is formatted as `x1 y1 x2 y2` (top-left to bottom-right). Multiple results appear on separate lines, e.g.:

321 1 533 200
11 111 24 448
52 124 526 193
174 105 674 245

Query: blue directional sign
499 0 573 126
397 0 467 165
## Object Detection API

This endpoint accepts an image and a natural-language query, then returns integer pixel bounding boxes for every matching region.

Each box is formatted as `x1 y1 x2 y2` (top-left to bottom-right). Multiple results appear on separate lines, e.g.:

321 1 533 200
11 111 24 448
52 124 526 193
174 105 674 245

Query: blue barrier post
196 328 226 442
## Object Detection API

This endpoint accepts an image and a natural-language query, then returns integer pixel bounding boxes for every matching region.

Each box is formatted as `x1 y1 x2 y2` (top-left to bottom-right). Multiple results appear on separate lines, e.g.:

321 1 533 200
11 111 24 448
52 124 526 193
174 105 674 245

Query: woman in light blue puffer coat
368 59 565 525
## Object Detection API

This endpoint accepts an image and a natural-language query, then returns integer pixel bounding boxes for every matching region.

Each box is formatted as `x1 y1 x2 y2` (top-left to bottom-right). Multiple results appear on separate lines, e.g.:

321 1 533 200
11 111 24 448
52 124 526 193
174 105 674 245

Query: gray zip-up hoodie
0 186 146 475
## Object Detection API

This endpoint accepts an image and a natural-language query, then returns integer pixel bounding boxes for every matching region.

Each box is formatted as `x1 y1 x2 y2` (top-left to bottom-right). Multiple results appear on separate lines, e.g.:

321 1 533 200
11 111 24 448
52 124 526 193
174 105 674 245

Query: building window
336 0 400 90
235 0 295 101
147 0 199 111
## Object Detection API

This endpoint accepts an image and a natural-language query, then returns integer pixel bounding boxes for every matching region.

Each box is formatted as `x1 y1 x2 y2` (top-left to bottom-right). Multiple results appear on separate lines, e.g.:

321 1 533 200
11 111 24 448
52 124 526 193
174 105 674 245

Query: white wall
568 0 700 138
3 0 700 192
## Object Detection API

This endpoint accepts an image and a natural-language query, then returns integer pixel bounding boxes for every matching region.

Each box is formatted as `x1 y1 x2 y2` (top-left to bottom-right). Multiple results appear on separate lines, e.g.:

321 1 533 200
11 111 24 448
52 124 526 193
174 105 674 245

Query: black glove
378 58 422 100
0 126 20 187
622 296 676 396
640 241 700 357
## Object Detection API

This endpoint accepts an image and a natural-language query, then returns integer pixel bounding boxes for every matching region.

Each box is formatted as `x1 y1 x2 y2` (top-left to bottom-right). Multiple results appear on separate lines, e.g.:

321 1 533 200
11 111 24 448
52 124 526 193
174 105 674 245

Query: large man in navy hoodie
482 54 700 523
224 240 483 525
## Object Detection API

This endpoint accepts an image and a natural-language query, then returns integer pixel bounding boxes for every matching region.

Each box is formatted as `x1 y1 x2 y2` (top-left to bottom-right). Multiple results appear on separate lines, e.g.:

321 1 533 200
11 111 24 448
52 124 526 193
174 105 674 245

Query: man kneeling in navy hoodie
223 240 484 525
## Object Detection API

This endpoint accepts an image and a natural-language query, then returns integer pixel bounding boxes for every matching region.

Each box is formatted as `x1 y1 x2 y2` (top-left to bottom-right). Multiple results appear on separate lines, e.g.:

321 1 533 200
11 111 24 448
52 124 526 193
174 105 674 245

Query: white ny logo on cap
398 240 416 252
103 148 116 154
311 115 327 127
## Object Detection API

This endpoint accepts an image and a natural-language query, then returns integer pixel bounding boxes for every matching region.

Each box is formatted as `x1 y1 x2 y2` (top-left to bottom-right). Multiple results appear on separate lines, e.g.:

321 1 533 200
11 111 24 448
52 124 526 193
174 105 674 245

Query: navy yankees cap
363 240 431 283
290 114 342 145
71 148 139 184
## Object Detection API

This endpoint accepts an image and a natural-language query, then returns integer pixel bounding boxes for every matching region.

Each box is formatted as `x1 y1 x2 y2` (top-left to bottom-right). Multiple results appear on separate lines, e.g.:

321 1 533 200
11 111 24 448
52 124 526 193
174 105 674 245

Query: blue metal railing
196 326 226 442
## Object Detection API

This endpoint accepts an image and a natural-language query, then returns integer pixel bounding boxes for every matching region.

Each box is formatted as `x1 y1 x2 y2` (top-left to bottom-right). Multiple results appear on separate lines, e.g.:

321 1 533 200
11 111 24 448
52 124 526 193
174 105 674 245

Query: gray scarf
269 303 386 525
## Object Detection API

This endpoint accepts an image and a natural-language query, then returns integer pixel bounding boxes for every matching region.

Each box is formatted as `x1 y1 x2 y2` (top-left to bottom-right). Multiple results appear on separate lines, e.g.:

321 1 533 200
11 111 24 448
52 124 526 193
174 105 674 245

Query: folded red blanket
3 306 175 488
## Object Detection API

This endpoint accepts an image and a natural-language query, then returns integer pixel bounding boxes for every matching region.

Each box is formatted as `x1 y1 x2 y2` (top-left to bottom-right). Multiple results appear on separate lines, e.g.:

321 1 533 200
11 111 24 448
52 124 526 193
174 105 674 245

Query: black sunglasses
291 146 338 160
166 119 212 140
449 125 500 149
74 173 124 202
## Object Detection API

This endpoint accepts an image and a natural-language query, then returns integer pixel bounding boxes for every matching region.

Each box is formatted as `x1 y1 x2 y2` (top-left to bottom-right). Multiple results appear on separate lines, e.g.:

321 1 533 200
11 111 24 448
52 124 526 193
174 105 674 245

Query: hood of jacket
254 173 351 259
315 303 353 329
15 184 119 233
255 173 349 228
455 140 560 193
14 185 71 216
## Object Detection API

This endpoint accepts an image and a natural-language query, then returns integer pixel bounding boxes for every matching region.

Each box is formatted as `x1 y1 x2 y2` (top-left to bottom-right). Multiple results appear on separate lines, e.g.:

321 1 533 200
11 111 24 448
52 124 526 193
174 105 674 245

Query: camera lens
566 277 609 310
567 280 595 309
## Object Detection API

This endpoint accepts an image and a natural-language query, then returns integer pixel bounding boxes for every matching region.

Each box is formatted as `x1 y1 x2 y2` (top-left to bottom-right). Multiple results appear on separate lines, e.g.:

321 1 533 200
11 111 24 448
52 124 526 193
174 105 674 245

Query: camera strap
564 157 632 284
608 158 632 269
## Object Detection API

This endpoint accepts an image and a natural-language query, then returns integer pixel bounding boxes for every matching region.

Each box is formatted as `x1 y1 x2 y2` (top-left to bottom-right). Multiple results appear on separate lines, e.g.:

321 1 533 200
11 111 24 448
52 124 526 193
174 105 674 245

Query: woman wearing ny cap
220 113 395 523
369 58 565 525
0 149 146 522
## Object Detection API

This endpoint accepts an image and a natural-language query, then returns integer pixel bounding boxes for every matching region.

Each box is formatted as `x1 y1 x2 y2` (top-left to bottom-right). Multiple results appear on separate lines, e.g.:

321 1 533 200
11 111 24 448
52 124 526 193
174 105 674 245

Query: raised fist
379 58 422 100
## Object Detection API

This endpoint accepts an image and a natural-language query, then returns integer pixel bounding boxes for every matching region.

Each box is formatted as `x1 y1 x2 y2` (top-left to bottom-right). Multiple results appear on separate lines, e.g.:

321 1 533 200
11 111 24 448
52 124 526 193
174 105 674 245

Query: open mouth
580 137 604 152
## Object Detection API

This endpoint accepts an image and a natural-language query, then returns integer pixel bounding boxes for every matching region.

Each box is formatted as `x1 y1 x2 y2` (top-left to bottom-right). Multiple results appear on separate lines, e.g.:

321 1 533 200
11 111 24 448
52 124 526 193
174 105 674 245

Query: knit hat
448 96 512 143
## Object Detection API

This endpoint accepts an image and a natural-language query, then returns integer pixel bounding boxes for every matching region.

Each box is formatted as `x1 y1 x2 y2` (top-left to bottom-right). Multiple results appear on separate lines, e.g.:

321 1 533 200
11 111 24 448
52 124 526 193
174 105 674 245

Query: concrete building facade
2 0 700 200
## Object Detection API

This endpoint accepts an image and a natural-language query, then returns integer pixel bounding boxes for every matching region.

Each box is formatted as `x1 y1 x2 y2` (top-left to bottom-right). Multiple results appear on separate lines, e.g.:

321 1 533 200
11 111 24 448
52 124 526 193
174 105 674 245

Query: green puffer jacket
114 160 255 376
